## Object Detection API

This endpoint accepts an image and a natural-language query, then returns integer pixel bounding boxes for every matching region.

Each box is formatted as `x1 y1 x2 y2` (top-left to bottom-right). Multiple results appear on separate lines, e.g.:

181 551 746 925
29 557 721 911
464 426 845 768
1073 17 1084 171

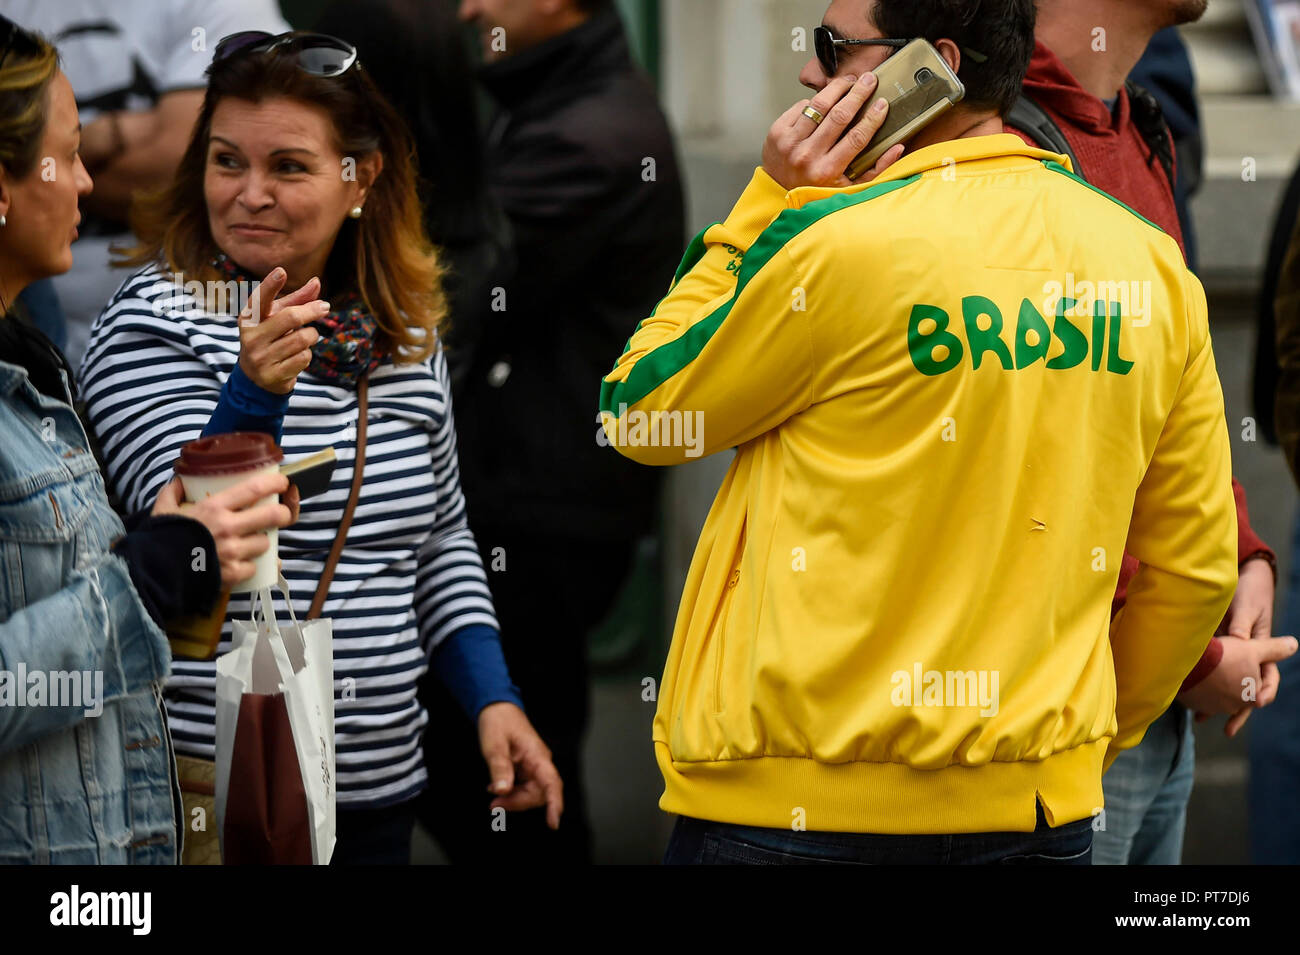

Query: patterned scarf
211 254 381 384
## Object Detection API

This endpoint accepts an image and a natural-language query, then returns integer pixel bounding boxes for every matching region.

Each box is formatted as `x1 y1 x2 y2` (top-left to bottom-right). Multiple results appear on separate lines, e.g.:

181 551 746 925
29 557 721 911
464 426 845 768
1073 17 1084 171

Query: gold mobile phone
845 38 965 180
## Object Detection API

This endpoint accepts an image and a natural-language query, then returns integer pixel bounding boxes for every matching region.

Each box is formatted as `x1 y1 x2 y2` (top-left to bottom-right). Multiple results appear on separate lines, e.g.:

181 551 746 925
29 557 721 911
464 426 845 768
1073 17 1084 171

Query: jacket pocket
0 470 82 618
711 521 748 715
710 573 739 715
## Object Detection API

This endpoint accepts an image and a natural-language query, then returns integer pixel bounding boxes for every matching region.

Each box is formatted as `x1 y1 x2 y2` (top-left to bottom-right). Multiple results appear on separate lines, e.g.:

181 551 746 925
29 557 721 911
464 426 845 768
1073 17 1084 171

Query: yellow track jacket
600 133 1238 833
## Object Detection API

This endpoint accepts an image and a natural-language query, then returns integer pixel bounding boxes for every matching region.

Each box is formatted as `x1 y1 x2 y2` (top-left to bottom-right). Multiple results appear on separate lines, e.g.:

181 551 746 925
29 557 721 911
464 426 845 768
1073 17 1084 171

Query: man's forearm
82 91 203 221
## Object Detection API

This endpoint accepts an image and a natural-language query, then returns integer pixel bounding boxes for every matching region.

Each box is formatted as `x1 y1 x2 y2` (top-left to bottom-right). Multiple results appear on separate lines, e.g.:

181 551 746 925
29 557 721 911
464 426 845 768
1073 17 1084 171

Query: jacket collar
0 358 28 397
478 7 630 111
0 357 63 410
789 133 1072 206
1023 39 1131 135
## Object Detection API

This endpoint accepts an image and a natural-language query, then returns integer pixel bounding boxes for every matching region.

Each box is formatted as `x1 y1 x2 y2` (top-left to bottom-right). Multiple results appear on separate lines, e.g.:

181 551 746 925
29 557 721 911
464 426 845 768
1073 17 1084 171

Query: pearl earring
0 215 6 227
349 206 363 219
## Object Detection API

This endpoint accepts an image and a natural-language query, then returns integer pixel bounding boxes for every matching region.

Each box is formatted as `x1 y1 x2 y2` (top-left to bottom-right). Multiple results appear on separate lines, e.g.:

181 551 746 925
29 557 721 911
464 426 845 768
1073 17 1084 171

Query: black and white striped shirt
80 267 499 808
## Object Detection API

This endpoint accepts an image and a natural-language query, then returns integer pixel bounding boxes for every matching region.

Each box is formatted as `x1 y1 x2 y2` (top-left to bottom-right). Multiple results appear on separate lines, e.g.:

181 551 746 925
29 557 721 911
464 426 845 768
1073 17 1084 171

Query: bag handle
265 613 298 687
247 583 300 687
308 374 367 620
256 572 308 657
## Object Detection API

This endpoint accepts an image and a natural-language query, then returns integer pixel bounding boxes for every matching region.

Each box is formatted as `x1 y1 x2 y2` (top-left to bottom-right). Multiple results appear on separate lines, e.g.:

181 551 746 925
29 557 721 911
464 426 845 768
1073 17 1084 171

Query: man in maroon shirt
1006 0 1297 863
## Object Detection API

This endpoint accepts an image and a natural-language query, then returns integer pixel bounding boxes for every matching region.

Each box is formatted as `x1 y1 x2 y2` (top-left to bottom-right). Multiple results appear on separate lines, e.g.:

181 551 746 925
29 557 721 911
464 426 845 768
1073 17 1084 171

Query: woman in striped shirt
79 31 561 864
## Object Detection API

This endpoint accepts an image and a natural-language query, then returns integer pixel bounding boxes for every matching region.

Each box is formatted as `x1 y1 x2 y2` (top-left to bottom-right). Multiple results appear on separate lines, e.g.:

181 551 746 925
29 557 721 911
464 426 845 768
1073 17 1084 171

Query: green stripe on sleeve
617 222 719 358
600 174 922 415
673 223 715 286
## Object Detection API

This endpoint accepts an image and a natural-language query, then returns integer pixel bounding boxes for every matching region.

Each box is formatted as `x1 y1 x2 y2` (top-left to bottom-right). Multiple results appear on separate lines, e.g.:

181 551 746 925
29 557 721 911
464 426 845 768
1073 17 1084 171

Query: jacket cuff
1233 479 1275 576
112 514 222 625
720 167 792 249
1179 636 1225 693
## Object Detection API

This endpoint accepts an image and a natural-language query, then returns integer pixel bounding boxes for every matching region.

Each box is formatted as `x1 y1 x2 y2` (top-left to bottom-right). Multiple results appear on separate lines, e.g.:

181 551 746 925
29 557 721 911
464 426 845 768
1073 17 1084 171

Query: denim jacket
0 357 180 864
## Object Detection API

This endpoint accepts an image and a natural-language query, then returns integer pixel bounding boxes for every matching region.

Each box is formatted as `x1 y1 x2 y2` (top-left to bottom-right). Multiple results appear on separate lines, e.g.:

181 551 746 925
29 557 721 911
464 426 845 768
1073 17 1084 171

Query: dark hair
870 0 1035 116
313 0 489 246
0 17 58 180
117 37 444 364
575 0 614 12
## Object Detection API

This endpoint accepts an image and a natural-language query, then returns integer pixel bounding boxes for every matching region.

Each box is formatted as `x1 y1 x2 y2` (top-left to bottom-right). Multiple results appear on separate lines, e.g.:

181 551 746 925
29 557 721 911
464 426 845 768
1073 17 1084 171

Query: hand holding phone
843 38 965 180
762 72 906 190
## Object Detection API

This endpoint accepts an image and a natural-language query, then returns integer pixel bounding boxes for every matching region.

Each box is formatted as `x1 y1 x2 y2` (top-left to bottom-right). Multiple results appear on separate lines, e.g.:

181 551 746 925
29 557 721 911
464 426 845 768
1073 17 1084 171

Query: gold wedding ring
801 104 825 126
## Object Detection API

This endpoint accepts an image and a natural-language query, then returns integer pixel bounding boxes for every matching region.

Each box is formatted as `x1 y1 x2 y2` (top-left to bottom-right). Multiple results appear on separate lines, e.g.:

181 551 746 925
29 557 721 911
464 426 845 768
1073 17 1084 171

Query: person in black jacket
423 0 686 863
312 0 514 397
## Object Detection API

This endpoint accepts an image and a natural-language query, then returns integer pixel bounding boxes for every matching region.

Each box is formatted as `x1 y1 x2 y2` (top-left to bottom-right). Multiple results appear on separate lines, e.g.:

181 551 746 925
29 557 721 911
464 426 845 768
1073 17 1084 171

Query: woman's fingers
240 267 287 329
219 559 256 588
150 476 185 516
216 529 273 564
239 298 326 392
261 323 321 366
267 276 321 317
217 499 292 538
272 349 314 381
208 471 289 511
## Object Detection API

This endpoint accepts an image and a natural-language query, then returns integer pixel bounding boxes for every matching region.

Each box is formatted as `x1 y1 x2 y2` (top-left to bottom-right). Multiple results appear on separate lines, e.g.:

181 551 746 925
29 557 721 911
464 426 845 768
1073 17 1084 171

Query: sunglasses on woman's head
210 31 359 77
0 16 43 74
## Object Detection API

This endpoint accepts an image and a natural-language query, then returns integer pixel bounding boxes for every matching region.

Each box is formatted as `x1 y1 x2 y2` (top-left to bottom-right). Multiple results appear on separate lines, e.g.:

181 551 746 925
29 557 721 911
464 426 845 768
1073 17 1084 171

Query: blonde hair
0 23 58 180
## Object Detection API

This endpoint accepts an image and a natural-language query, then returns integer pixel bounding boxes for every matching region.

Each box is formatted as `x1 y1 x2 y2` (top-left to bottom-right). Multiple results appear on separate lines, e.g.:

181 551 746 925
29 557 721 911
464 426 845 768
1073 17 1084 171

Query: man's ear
934 38 962 77
0 166 11 221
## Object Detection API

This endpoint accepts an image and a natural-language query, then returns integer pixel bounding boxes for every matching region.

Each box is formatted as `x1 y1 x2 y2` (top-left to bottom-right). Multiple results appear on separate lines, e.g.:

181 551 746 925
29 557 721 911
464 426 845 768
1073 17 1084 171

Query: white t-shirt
0 0 291 365
0 0 290 122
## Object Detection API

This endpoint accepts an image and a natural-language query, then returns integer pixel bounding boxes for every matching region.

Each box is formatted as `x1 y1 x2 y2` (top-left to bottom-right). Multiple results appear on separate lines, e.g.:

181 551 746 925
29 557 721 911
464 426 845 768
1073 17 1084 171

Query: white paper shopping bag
214 574 335 864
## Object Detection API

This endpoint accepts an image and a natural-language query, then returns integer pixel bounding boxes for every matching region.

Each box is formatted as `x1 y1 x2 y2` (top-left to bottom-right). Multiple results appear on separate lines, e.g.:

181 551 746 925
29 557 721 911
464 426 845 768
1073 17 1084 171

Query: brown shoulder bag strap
308 374 368 619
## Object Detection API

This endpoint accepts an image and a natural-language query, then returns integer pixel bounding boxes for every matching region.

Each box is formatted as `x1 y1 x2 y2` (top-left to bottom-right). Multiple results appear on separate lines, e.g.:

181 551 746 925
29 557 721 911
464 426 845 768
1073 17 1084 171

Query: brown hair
117 41 444 364
0 21 59 180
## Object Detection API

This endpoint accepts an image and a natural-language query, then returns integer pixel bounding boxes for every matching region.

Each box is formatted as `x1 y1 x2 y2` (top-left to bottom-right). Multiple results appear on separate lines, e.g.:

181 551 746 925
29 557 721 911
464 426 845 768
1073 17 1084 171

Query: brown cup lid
174 432 284 476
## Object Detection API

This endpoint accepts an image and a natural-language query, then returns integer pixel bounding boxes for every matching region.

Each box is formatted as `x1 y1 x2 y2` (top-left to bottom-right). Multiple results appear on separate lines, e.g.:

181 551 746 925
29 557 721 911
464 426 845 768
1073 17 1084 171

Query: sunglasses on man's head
210 31 359 77
0 15 43 75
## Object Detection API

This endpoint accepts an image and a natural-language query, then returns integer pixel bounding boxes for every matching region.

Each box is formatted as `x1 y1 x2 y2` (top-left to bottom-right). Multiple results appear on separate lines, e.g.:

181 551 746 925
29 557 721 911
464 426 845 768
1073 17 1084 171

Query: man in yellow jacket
600 0 1238 864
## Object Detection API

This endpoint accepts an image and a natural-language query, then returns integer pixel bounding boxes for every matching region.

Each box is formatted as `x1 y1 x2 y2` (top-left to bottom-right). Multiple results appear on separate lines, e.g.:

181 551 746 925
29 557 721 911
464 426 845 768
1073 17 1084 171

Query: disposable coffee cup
174 432 284 594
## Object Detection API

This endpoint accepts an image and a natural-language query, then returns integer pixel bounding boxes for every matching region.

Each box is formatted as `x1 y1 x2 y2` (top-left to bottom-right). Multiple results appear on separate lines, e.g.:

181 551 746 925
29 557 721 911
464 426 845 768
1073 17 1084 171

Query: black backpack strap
1124 80 1177 193
1007 92 1082 176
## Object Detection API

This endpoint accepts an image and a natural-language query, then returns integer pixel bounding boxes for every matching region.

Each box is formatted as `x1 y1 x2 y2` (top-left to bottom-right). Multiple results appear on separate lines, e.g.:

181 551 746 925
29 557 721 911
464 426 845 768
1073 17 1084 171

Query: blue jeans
1092 704 1195 864
663 803 1093 865
1249 510 1300 863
